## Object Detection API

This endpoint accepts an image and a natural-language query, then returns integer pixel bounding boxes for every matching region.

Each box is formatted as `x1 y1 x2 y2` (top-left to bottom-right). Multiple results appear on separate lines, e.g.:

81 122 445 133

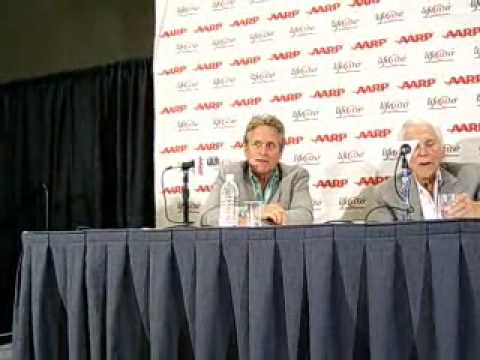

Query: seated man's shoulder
280 163 309 178
222 160 245 174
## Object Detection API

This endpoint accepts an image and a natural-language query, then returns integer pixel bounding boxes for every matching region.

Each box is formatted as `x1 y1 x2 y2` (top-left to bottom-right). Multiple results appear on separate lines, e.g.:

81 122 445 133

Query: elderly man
199 114 313 226
365 119 480 222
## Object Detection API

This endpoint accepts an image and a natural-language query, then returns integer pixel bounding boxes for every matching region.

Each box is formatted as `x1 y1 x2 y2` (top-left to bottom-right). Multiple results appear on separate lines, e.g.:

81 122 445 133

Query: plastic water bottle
219 174 239 226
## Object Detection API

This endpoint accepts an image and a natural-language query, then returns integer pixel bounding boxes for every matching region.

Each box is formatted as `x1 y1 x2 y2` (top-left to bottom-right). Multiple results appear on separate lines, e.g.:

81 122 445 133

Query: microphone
180 160 195 170
400 143 411 156
166 160 195 171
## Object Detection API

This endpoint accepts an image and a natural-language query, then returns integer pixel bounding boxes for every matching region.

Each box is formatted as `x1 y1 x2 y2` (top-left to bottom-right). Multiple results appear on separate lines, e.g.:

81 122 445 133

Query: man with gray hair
364 119 480 222
198 114 313 226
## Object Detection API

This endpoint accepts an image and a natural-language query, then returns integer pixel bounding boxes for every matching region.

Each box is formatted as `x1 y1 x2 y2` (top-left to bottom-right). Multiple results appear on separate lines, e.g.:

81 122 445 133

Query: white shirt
415 170 442 220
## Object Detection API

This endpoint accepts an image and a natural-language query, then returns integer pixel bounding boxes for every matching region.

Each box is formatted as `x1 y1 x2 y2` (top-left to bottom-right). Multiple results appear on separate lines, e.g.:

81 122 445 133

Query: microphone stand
400 156 411 220
181 167 194 226
41 183 49 230
394 144 413 221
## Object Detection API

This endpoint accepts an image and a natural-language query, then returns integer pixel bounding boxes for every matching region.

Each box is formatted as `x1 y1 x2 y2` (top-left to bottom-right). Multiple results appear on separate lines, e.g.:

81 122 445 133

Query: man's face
244 125 283 179
404 124 444 181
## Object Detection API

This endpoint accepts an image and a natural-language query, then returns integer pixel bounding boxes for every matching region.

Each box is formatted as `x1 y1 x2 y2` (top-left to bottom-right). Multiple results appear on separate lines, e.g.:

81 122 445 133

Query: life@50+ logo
376 10 404 24
421 3 452 18
212 0 236 11
212 118 237 129
427 96 458 110
378 54 407 68
334 60 362 74
339 196 367 210
291 109 320 122
293 152 321 165
337 149 365 164
177 119 199 132
424 49 455 63
336 104 364 118
177 5 199 16
380 100 409 114
212 76 236 89
291 65 318 79
331 17 359 31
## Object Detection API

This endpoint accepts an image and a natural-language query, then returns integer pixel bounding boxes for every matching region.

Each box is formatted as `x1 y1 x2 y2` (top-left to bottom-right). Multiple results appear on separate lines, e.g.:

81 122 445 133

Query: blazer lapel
408 180 424 220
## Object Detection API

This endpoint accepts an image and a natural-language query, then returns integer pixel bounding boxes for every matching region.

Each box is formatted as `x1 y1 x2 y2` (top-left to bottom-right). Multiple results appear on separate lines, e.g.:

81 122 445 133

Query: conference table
12 220 480 360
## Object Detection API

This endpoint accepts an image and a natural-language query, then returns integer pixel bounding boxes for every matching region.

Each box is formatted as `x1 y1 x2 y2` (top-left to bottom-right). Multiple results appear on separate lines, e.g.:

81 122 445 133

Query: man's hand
262 203 287 225
445 193 477 218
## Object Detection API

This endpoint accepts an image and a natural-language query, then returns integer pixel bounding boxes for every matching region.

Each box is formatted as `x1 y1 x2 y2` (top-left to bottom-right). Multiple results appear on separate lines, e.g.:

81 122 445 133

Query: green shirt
248 166 280 204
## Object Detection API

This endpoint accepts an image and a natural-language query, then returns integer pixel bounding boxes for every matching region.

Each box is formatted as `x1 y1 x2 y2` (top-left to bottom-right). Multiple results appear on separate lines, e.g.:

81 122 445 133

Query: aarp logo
195 142 224 151
352 38 387 50
307 3 341 14
443 27 480 38
349 0 380 7
355 176 390 187
447 123 480 133
312 133 347 143
230 16 260 27
310 45 343 56
445 75 480 85
314 179 348 189
268 10 300 21
355 128 391 139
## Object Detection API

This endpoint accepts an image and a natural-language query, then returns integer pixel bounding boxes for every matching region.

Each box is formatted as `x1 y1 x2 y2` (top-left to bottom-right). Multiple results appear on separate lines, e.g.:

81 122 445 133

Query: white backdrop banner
154 0 480 226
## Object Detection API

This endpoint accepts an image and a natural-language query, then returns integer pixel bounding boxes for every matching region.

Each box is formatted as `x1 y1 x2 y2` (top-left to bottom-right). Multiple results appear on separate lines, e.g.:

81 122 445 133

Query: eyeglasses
248 140 280 151
413 139 440 153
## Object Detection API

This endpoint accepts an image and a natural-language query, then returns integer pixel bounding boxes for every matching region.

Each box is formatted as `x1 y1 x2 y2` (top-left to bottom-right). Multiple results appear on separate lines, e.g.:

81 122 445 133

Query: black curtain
0 57 155 338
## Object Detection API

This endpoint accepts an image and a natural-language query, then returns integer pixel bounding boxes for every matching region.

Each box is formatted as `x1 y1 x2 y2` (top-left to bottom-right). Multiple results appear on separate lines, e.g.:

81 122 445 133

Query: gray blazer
198 161 313 226
365 164 480 222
